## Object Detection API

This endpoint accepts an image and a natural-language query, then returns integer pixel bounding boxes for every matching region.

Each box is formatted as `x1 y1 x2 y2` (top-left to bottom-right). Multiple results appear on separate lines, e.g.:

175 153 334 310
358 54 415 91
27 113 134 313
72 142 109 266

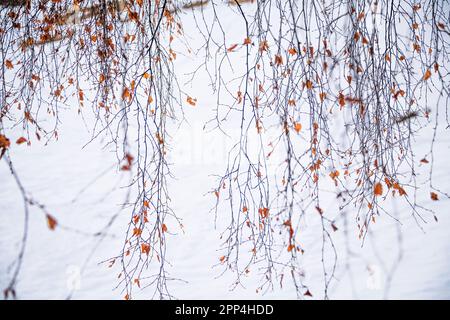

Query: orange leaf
329 170 340 180
393 182 407 196
120 164 131 171
430 192 439 201
305 80 313 89
227 44 238 52
16 137 27 145
5 60 13 69
46 214 57 230
0 134 11 149
259 40 269 52
274 55 283 66
141 243 150 255
423 69 431 81
319 92 326 102
133 227 142 237
162 223 168 233
186 96 197 106
294 122 302 133
287 244 295 252
338 93 345 107
122 87 132 102
288 47 297 55
143 200 150 208
374 182 383 196
219 255 226 263
243 37 252 45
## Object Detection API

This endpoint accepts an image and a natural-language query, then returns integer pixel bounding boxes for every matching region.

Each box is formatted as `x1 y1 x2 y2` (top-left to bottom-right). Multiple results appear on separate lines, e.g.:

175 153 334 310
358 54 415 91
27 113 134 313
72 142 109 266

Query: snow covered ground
1 3 449 300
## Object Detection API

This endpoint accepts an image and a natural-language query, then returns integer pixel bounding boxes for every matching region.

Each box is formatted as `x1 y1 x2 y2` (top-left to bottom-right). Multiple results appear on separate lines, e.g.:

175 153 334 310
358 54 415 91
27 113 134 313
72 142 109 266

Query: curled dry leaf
46 214 57 231
430 192 439 201
16 137 27 145
186 96 197 106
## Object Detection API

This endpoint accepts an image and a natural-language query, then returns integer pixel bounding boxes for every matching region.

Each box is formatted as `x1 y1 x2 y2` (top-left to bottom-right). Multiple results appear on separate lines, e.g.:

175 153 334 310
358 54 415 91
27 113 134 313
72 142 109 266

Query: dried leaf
5 60 13 69
288 47 297 55
227 43 238 52
133 227 142 237
46 214 57 230
374 182 383 196
430 192 439 201
186 96 197 106
0 134 11 150
141 243 150 255
423 69 431 81
16 137 27 145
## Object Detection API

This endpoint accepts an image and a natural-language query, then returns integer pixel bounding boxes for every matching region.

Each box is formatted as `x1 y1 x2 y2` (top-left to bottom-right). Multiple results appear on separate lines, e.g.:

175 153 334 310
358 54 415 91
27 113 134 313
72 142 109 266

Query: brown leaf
423 69 431 81
186 96 197 106
374 182 383 196
430 192 439 201
288 47 297 55
5 60 13 69
304 289 313 297
227 44 238 52
46 214 57 231
0 134 11 149
141 243 150 255
16 137 27 145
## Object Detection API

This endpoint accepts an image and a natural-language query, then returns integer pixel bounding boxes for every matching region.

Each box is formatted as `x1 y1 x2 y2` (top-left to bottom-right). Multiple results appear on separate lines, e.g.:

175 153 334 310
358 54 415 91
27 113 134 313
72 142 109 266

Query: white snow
1 2 449 300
